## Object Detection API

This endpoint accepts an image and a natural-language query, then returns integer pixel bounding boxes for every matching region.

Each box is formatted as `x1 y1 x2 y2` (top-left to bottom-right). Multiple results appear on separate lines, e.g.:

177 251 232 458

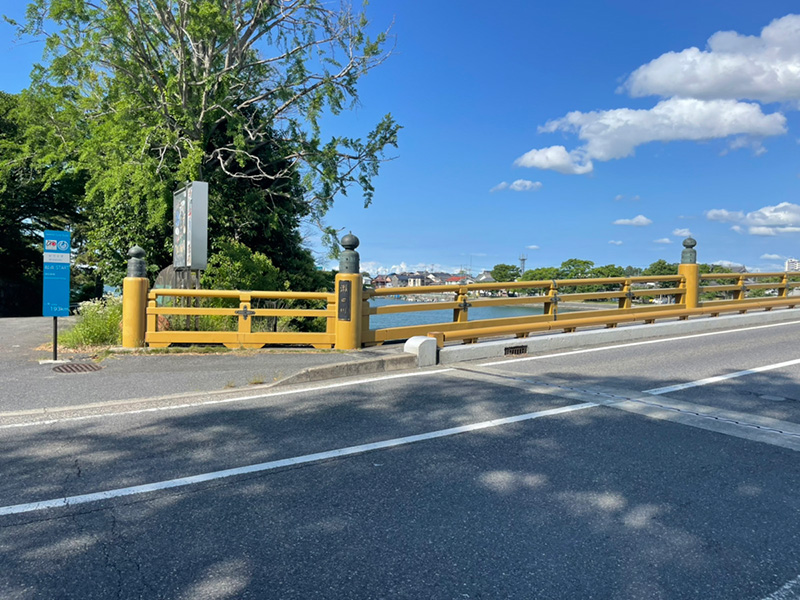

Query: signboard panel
337 279 352 321
173 181 208 270
43 230 71 316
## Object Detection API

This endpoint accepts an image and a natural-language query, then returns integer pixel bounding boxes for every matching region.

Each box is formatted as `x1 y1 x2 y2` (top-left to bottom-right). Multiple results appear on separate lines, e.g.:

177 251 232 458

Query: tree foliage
490 263 521 283
10 0 400 285
0 92 88 315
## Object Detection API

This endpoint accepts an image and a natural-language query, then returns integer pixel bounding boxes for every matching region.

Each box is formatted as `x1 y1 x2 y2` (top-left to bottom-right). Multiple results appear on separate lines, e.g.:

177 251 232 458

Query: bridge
120 236 800 356
2 238 800 598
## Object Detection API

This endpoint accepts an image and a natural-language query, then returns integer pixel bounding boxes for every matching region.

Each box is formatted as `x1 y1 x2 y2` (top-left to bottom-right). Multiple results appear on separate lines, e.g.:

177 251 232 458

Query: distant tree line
489 259 734 296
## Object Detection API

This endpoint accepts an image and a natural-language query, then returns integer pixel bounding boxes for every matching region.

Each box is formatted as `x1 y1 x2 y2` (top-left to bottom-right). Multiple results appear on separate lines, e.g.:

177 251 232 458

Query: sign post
43 230 71 360
173 181 208 273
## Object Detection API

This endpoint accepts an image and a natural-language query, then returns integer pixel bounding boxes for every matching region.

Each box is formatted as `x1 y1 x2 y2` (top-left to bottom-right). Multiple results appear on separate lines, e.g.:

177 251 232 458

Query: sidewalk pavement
0 317 414 413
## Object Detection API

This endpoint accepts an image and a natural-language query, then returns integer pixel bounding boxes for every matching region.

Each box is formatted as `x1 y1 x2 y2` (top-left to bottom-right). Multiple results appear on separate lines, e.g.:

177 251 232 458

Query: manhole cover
53 363 103 374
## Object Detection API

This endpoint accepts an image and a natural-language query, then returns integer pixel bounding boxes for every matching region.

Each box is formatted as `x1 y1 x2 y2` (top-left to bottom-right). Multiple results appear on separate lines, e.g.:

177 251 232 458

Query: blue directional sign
43 230 71 317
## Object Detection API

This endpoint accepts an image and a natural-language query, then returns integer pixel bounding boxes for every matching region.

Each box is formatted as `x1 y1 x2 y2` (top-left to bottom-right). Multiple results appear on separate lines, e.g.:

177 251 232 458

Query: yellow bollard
122 276 148 348
678 237 699 309
677 263 699 309
122 245 149 348
334 273 363 349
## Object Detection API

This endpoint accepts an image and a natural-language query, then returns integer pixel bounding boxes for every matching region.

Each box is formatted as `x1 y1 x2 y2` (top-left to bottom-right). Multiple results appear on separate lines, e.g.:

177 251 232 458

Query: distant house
362 274 373 287
372 275 390 288
475 270 495 283
445 275 474 286
407 272 427 287
427 272 452 285
389 274 409 287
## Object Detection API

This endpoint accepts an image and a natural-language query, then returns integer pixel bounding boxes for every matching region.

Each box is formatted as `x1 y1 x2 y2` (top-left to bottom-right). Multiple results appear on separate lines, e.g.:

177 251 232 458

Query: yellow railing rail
362 275 690 345
119 238 800 351
144 288 336 349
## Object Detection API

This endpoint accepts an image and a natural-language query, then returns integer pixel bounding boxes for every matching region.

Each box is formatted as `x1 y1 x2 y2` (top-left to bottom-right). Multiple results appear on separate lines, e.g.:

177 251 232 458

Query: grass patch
61 296 123 348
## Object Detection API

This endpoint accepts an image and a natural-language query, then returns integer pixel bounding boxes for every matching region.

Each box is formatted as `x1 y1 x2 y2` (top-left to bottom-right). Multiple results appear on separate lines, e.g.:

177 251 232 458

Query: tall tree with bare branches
10 0 399 284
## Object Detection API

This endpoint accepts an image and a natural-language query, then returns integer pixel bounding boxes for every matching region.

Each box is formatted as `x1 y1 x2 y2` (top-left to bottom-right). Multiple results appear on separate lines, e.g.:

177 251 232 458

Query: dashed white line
479 319 800 367
644 358 800 395
0 401 597 516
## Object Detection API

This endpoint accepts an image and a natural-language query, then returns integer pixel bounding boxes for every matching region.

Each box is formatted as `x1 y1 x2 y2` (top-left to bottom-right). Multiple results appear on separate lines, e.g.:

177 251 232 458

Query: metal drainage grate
504 345 528 356
53 363 103 374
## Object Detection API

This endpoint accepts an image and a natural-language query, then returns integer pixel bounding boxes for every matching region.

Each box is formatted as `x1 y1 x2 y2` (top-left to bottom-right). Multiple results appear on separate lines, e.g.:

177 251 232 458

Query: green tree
490 263 521 282
590 264 625 294
557 258 594 280
519 267 557 295
12 0 400 286
643 259 678 289
521 267 559 282
556 258 594 293
623 265 643 277
0 92 87 315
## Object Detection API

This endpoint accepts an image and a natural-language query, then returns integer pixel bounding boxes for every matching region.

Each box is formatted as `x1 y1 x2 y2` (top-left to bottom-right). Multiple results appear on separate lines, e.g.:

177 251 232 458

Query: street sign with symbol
43 230 71 317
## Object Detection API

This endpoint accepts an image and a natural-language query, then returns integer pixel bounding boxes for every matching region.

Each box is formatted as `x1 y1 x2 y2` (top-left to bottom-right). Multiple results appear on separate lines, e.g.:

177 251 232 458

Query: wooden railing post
122 246 149 348
334 233 363 349
453 287 470 323
619 278 632 310
779 273 789 298
544 280 559 318
677 237 699 309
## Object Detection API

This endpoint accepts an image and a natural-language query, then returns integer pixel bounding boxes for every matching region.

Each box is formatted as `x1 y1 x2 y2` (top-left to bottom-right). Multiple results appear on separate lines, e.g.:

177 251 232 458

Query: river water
367 297 547 330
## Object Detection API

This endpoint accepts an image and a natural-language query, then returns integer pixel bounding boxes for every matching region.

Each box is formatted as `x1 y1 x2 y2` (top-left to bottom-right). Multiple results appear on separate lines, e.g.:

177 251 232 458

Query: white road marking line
479 319 800 367
762 574 800 600
0 402 597 516
644 358 800 396
0 369 455 430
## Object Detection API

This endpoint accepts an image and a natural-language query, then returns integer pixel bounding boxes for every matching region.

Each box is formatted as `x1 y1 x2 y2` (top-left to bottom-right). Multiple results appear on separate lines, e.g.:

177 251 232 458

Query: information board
173 181 208 270
43 230 71 316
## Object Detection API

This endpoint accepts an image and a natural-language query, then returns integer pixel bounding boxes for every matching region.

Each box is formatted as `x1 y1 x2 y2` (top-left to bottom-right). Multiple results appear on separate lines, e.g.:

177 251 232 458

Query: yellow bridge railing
366 272 799 348
143 288 336 349
120 239 800 351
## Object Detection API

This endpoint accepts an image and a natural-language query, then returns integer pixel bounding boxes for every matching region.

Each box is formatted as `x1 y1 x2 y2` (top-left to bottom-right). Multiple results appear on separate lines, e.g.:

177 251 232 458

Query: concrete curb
437 308 800 365
271 353 417 388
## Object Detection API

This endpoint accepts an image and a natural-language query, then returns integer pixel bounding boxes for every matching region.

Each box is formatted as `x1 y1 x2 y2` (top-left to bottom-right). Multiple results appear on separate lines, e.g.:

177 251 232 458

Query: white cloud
517 98 785 175
526 245 540 250
713 260 744 269
360 261 389 275
707 202 800 235
706 208 745 222
631 195 641 201
614 214 652 226
654 238 672 244
614 194 624 201
510 179 543 191
390 262 409 273
673 228 692 236
622 14 800 104
491 179 543 192
609 240 624 245
721 136 767 156
761 253 785 259
749 226 777 236
514 145 593 175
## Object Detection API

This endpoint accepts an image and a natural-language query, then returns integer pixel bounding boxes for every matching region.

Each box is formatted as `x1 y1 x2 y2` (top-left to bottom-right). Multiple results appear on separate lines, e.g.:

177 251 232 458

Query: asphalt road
2 319 800 599
0 317 389 411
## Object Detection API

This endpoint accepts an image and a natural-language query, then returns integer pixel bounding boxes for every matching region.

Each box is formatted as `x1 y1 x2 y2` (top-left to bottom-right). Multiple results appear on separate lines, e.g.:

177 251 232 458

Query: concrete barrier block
404 336 438 367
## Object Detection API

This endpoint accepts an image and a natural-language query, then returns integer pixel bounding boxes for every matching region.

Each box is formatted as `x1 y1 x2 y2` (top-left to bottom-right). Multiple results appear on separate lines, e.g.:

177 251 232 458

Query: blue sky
3 1 800 275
